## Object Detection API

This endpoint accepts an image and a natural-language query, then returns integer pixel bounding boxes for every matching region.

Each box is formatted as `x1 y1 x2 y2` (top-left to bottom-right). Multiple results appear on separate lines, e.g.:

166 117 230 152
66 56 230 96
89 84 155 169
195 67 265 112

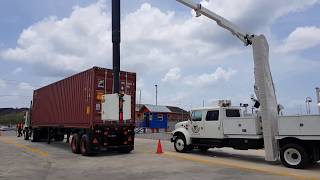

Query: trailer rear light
92 138 99 144
124 131 128 135
124 141 128 145
128 136 132 142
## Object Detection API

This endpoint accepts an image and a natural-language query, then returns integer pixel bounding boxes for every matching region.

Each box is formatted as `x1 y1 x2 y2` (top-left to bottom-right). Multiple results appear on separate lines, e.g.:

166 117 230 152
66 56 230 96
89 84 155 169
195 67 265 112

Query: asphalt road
0 131 319 180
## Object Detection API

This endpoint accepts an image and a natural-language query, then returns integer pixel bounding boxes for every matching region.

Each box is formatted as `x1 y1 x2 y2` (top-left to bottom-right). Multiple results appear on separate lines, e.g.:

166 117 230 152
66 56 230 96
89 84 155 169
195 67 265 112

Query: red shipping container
31 67 136 128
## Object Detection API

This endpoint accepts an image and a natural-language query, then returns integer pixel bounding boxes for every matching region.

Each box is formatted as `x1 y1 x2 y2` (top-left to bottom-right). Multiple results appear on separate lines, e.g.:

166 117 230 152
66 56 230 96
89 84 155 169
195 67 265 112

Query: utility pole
139 89 142 105
155 85 158 105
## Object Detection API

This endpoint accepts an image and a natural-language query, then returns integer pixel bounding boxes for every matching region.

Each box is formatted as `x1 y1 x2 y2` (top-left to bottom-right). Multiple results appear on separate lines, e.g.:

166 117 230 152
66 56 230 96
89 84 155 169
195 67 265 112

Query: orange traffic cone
156 139 163 154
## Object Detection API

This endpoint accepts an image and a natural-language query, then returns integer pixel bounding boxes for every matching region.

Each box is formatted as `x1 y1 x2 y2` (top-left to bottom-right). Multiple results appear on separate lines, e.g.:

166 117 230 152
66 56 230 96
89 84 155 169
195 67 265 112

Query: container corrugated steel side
31 67 136 128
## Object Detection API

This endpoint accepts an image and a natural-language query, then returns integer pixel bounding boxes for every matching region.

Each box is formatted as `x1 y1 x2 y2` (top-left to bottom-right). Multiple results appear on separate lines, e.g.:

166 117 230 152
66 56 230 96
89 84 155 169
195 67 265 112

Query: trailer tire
174 135 189 153
71 134 81 154
280 143 310 169
80 134 94 156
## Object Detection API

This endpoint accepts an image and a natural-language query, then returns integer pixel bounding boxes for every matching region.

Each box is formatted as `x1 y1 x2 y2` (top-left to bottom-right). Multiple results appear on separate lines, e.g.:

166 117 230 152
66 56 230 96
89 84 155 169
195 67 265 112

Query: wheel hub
284 148 301 166
175 139 185 151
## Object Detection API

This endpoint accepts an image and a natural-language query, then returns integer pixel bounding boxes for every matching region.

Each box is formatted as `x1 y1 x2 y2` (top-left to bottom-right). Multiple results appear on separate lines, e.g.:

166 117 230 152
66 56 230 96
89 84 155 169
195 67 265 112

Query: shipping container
25 67 136 155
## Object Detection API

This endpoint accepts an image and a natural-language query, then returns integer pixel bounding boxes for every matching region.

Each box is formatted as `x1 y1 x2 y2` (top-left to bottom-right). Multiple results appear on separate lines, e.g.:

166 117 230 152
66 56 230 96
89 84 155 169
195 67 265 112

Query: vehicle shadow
187 148 320 169
33 140 134 157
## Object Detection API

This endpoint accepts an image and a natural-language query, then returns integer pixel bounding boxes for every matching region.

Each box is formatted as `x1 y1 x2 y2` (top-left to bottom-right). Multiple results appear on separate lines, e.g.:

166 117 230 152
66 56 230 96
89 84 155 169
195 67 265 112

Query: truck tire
71 134 81 154
80 134 94 156
174 135 189 153
280 143 310 169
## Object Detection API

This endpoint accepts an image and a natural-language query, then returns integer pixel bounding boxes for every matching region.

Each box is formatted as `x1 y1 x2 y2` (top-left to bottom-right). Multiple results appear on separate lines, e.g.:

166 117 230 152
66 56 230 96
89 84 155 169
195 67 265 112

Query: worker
17 122 23 137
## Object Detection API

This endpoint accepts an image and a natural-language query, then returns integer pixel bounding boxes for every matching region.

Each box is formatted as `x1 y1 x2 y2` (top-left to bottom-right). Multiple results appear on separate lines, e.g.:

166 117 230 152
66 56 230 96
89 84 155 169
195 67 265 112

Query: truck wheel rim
175 139 185 151
284 148 301 166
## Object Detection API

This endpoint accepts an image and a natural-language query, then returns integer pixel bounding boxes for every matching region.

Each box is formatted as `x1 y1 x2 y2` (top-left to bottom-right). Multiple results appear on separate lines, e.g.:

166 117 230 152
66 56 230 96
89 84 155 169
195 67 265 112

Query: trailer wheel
80 134 93 156
71 134 81 154
174 135 188 153
280 143 309 169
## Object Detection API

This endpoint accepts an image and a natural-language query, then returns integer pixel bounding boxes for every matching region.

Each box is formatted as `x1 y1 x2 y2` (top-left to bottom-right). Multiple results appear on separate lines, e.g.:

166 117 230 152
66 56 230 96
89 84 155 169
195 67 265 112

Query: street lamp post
155 85 158 106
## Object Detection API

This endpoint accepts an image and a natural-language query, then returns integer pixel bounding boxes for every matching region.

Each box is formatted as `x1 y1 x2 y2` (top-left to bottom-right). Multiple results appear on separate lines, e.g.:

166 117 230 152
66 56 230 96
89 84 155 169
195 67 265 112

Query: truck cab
172 101 264 152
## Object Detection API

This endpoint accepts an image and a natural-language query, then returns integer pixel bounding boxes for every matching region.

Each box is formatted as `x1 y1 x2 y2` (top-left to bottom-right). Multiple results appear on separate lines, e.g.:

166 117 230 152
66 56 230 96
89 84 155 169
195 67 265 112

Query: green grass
0 112 24 125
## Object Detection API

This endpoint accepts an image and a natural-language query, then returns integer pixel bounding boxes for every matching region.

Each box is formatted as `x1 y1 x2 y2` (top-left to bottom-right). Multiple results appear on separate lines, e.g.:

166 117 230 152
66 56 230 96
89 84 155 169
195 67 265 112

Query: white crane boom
177 0 280 162
177 0 253 46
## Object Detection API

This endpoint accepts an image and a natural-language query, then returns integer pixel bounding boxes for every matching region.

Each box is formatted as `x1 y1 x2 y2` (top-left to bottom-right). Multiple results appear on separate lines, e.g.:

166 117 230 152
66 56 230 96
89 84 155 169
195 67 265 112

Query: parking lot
0 131 319 180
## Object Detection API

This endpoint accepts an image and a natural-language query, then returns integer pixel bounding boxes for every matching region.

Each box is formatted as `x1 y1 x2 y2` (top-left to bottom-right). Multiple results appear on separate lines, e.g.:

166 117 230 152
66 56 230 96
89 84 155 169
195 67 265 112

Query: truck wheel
80 134 93 156
71 134 81 154
174 135 188 153
280 143 309 169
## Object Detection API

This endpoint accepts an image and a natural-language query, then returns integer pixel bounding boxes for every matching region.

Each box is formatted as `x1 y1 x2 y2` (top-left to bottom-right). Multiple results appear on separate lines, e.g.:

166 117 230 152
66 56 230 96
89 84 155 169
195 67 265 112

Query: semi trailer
24 67 136 155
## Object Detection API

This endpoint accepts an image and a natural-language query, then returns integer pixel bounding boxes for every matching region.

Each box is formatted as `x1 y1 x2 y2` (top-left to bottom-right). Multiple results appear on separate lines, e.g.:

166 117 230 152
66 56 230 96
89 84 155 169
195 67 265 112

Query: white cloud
2 0 316 77
18 82 34 90
0 79 6 89
278 26 320 53
12 67 23 74
162 67 181 82
183 67 236 87
136 78 145 90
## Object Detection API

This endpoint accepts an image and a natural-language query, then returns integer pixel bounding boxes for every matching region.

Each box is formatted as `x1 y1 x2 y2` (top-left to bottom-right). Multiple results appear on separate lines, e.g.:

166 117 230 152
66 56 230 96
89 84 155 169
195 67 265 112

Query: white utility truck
172 100 320 169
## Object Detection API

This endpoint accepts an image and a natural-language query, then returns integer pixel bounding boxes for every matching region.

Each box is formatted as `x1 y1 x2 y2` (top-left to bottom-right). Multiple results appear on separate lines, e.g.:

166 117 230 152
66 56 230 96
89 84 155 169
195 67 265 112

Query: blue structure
138 104 171 129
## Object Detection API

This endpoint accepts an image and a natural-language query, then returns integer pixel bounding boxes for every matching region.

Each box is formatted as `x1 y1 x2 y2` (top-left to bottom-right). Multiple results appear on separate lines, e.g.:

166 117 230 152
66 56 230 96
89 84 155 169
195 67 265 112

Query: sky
0 0 320 115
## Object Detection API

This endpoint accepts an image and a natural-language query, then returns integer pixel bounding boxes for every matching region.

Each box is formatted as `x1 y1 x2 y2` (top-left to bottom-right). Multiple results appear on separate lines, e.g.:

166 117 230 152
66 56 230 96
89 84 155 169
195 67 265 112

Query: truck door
204 110 223 139
190 110 205 138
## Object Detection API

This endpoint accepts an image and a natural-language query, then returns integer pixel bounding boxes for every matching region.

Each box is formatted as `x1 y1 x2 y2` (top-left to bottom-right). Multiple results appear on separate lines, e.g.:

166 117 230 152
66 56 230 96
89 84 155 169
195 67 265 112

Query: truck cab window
206 110 219 121
226 109 240 117
191 111 202 121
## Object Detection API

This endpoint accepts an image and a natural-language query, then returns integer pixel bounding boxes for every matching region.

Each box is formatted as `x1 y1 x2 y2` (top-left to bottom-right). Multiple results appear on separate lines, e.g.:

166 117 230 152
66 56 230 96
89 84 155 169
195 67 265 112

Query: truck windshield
191 111 202 121
226 109 240 117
